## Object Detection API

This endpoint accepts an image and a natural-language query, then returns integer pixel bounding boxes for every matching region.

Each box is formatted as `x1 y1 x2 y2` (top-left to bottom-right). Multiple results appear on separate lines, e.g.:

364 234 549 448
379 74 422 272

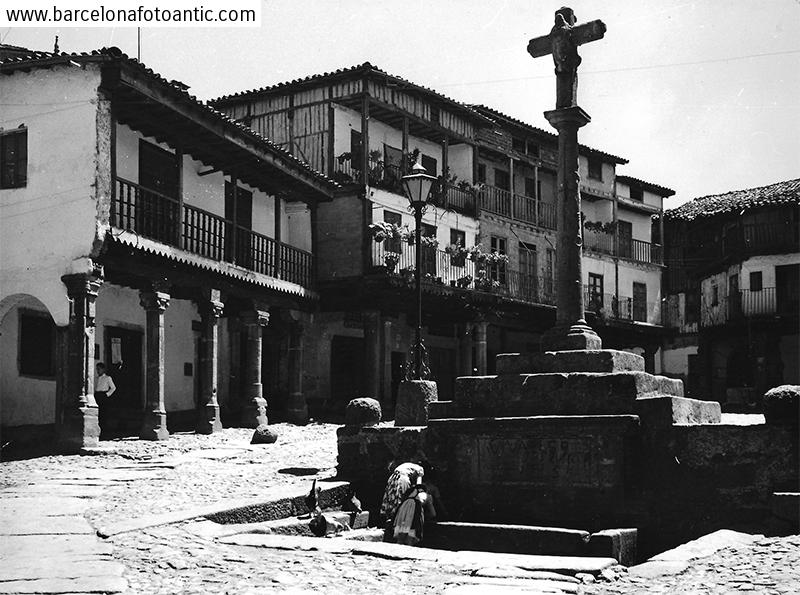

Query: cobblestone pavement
2 424 799 594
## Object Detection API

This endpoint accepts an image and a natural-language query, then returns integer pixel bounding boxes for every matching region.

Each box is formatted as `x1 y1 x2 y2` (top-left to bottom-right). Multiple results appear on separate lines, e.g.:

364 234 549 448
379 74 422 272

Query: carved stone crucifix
527 7 606 109
529 7 607 352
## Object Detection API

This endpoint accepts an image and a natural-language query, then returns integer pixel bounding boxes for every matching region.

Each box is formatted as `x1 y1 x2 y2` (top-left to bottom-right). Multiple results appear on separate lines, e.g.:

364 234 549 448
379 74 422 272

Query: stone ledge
496 350 645 375
453 372 682 417
635 395 721 427
425 522 591 557
588 528 637 566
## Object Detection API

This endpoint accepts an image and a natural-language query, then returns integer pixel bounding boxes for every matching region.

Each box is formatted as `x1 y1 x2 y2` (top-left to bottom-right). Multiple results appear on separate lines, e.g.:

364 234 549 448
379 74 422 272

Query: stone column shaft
240 309 269 428
196 292 224 434
139 290 170 441
541 106 602 352
286 321 308 424
475 321 488 375
58 271 103 451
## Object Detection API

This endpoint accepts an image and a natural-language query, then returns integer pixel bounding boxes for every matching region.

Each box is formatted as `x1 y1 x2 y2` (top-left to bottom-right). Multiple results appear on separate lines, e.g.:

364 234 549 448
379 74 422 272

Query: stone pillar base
58 404 100 453
541 322 602 352
196 404 222 435
140 412 169 441
396 380 438 426
286 392 309 425
241 397 268 428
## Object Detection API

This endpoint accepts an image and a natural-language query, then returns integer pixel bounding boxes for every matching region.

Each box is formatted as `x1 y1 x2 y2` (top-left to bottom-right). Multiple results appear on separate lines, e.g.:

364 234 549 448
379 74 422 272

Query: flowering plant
383 252 401 269
369 222 408 243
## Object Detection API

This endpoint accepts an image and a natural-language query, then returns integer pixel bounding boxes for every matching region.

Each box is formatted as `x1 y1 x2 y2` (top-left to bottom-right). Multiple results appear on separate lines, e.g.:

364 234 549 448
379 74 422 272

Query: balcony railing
583 229 663 265
702 287 797 326
477 185 557 230
584 288 661 325
371 240 557 306
112 177 314 289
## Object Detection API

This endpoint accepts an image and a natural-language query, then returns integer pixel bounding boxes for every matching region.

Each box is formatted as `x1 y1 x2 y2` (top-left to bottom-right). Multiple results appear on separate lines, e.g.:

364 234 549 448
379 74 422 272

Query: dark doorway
428 346 456 401
776 264 799 315
137 140 179 244
103 326 143 436
330 336 365 414
225 181 254 268
633 282 648 322
618 220 633 259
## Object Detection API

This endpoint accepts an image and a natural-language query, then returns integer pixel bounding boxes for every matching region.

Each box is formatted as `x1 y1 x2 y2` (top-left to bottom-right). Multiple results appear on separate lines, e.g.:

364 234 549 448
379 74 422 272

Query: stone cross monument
528 7 606 351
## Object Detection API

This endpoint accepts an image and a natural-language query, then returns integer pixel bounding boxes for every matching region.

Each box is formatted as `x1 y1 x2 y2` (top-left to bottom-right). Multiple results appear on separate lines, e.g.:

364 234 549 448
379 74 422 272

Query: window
545 248 555 297
527 143 540 157
421 154 437 177
477 163 486 183
633 282 647 322
1 128 28 188
519 242 538 301
350 130 363 167
19 311 56 377
139 140 178 198
489 236 507 284
686 291 699 324
618 220 633 258
750 271 763 292
385 210 403 253
524 177 537 199
429 106 440 125
383 144 403 187
587 156 603 181
588 273 604 311
512 137 526 153
494 168 510 191
711 281 719 306
629 186 644 201
449 229 466 266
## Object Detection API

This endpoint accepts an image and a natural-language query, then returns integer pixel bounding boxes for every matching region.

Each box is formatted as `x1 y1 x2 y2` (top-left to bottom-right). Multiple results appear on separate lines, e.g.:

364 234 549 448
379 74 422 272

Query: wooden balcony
583 229 663 265
584 288 661 325
111 178 314 288
370 240 556 306
477 185 557 230
702 287 798 327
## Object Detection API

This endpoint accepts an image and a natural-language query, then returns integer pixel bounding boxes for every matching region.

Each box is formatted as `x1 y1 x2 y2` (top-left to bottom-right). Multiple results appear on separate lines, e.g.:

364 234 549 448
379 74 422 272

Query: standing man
95 362 117 439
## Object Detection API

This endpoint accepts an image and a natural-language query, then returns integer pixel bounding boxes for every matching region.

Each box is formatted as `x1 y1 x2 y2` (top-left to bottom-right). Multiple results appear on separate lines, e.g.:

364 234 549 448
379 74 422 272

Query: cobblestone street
1 425 799 594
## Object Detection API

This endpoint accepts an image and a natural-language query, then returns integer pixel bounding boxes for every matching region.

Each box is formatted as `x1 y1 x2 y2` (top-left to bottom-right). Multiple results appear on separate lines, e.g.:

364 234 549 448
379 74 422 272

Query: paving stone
0 515 94 535
0 575 127 594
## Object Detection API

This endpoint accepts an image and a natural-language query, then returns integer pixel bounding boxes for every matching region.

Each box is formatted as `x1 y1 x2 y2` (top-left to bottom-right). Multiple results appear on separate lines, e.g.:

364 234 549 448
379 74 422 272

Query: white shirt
96 373 116 396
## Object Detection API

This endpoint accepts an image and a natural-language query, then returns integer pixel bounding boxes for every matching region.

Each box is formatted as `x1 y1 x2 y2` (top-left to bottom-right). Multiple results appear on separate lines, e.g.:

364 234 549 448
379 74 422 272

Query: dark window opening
421 223 437 276
384 210 403 253
421 154 437 177
477 163 486 183
587 156 603 181
450 229 466 266
633 282 648 322
489 236 507 284
350 130 363 167
512 137 526 153
750 271 763 292
588 273 604 312
429 106 440 125
524 177 537 199
629 186 644 201
494 168 510 191
1 128 27 189
19 311 55 378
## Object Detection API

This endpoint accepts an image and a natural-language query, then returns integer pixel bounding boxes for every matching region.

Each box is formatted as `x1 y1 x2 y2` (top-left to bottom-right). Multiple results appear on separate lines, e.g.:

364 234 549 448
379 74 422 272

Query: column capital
544 105 591 130
139 290 170 312
61 270 103 299
241 309 270 327
198 299 225 319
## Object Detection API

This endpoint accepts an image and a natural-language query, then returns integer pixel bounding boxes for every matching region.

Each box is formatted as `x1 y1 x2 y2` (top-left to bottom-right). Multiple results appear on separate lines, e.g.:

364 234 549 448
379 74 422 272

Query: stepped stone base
452 371 683 418
496 349 645 375
635 395 721 427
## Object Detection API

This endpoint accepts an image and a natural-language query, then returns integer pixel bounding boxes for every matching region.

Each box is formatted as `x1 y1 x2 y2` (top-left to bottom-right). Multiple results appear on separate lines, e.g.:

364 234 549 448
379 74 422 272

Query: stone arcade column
58 269 103 452
139 288 170 441
286 320 309 425
475 320 488 375
458 322 474 375
240 309 269 428
363 310 382 400
196 290 224 434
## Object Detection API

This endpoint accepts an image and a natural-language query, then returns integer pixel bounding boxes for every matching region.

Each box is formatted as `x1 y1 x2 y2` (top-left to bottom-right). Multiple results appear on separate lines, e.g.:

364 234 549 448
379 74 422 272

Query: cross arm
527 19 607 59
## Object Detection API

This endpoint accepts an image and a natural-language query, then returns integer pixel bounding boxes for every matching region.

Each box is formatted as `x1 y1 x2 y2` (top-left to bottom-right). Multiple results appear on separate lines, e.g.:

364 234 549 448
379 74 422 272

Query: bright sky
4 0 799 208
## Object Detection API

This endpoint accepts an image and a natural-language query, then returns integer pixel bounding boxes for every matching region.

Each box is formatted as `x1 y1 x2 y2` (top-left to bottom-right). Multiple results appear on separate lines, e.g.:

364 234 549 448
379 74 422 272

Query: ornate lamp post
402 160 436 379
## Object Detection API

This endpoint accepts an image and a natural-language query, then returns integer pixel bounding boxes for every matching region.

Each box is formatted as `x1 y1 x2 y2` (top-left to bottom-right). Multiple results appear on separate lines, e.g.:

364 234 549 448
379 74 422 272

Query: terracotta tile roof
615 175 675 197
470 104 629 165
1 47 339 191
210 62 492 124
666 179 800 221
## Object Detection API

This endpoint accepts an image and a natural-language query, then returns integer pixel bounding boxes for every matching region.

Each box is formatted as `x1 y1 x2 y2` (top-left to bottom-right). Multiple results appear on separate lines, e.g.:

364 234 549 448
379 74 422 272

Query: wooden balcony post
442 137 449 205
401 117 409 175
274 196 282 278
176 146 184 249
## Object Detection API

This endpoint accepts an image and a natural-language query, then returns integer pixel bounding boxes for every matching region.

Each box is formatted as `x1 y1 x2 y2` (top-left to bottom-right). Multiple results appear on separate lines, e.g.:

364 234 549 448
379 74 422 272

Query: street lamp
402 160 436 379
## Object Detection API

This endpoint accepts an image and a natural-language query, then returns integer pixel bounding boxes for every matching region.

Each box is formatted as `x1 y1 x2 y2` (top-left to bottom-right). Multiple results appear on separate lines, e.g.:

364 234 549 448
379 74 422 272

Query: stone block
763 385 799 425
771 492 799 524
345 397 382 427
454 372 682 417
496 350 645 375
395 380 438 426
426 522 591 556
635 395 721 429
429 400 459 420
588 528 637 566
251 425 279 445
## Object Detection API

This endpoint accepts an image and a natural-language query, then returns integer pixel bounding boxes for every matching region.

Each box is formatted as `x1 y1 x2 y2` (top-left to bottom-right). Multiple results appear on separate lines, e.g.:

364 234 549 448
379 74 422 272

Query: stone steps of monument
430 393 720 424
445 371 683 418
496 349 644 375
423 522 637 565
